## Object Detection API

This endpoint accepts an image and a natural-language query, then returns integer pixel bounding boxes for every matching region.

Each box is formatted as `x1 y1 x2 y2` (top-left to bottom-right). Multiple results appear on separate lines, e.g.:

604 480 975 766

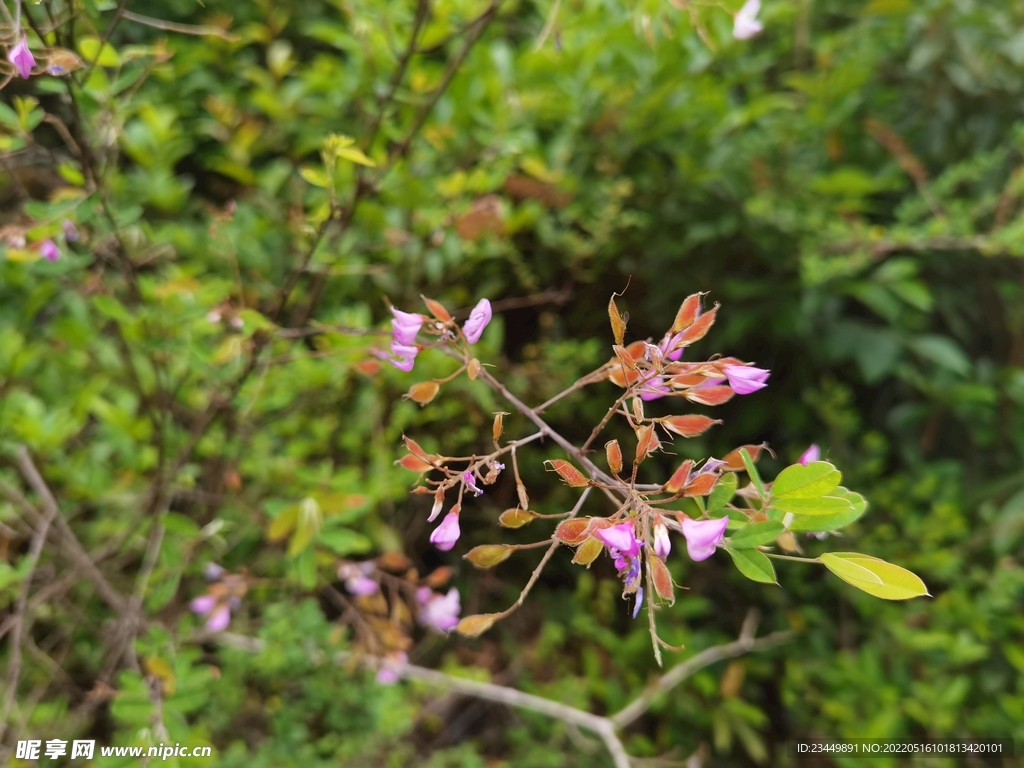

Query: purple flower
418 587 461 633
376 340 418 372
462 470 482 497
346 575 379 596
429 511 461 551
462 298 492 344
62 220 79 242
203 562 225 581
376 652 407 684
681 517 729 562
722 364 770 395
8 36 35 79
191 595 231 632
798 444 821 466
658 330 686 361
733 0 763 40
632 587 644 619
391 307 424 346
594 522 641 559
40 240 60 262
639 372 672 401
653 517 671 560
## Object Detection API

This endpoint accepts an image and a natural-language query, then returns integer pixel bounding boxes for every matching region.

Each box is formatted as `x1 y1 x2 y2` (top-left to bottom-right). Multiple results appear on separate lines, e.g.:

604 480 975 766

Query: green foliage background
2 0 1023 765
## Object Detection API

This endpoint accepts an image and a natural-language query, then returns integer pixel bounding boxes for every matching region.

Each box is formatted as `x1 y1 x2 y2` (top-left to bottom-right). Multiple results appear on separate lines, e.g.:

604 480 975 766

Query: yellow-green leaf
572 537 603 567
771 495 853 516
820 552 929 600
788 487 868 532
336 147 376 167
267 504 298 542
771 461 842 498
498 508 535 528
299 166 329 187
77 36 121 67
287 497 322 556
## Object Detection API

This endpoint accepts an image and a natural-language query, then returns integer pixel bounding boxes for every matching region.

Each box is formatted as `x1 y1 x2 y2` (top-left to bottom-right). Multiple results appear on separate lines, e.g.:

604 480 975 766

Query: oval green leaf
820 552 929 600
77 36 121 67
464 544 513 568
729 521 784 549
725 546 777 584
318 527 372 556
707 471 738 513
788 488 868 532
771 495 854 516
771 461 842 499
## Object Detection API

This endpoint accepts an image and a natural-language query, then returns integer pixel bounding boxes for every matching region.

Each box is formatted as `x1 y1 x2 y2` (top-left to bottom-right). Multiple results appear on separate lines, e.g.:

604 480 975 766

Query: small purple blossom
429 511 461 551
594 522 641 559
339 561 379 595
733 0 764 40
798 444 821 466
462 470 483 497
8 36 35 79
40 240 60 262
658 330 686 361
203 562 225 581
390 307 424 346
632 587 644 619
62 220 79 242
191 595 231 632
462 298 492 344
376 652 407 684
639 372 672 401
681 516 729 562
722 365 770 395
418 587 461 633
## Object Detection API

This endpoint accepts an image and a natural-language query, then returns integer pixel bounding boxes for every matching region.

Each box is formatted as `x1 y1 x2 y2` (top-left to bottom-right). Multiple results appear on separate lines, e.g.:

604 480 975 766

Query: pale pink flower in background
417 587 461 633
733 0 764 40
798 444 821 466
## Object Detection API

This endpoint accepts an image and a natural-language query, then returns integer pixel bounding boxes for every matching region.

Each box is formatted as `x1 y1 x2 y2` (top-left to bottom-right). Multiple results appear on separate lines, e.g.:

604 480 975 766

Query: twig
0 447 63 743
610 610 791 729
209 609 789 768
121 10 239 40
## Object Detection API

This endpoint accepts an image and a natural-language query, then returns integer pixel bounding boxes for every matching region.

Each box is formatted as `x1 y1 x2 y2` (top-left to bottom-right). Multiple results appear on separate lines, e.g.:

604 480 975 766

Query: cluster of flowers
378 298 492 371
189 564 247 632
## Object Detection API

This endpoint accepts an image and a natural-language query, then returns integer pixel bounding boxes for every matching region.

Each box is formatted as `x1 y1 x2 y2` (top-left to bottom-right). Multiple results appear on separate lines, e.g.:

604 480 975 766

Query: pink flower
418 587 461 633
594 522 641 559
376 652 407 684
658 330 686 361
462 298 492 344
429 511 461 551
62 220 79 242
681 517 729 562
733 0 763 40
798 444 821 466
40 240 60 262
373 340 418 372
391 307 424 346
345 576 379 596
653 517 671 560
722 364 770 395
191 595 231 632
8 36 35 79
463 470 482 497
639 372 672 401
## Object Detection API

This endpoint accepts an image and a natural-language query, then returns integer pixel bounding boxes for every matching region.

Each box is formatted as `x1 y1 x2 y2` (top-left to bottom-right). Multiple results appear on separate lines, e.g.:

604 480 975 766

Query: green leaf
93 294 134 324
739 448 765 499
287 497 322 556
237 308 277 333
337 147 377 167
77 35 122 67
707 471 738 513
788 487 868 532
820 552 929 600
299 166 329 187
771 461 842 498
163 512 200 537
729 521 784 549
771 495 854 516
318 527 372 556
725 546 777 584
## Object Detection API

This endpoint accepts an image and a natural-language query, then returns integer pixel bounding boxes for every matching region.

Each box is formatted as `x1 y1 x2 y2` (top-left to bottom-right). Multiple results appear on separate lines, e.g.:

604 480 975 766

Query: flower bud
429 489 445 522
653 516 671 560
605 439 623 474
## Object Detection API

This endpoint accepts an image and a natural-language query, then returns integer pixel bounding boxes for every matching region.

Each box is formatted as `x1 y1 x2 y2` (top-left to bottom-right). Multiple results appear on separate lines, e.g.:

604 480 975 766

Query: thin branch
121 10 239 40
610 610 791 729
0 447 60 744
